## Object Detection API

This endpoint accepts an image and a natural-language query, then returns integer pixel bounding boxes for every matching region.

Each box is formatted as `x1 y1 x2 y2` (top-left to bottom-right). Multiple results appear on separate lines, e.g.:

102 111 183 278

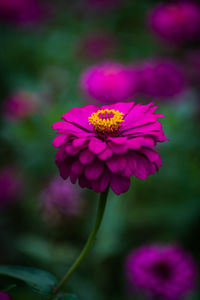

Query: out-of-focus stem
50 187 109 299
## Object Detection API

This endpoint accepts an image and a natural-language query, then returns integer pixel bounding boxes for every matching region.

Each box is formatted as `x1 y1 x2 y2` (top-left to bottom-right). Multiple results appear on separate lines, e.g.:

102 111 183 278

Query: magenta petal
52 135 68 148
65 144 81 156
84 159 105 180
141 147 162 166
106 155 127 173
52 121 69 131
59 163 70 180
61 122 94 137
71 160 84 175
79 149 95 164
120 152 137 177
109 142 127 154
141 136 155 147
91 169 110 193
123 115 158 132
121 164 133 177
52 121 93 136
131 152 152 179
108 137 127 144
72 138 87 147
70 173 78 184
98 147 113 160
62 104 98 131
123 121 163 137
110 174 130 195
127 137 144 150
57 156 74 179
55 149 67 164
157 130 169 142
121 103 160 131
89 138 107 154
79 176 91 189
127 136 155 150
101 102 135 117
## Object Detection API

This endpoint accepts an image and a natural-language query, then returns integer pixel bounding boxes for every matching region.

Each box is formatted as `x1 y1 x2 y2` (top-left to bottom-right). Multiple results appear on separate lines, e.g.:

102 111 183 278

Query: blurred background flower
0 166 23 208
40 176 82 223
137 59 188 101
0 292 11 300
125 245 196 300
149 2 200 45
77 31 117 61
80 62 138 103
3 91 38 120
0 0 47 27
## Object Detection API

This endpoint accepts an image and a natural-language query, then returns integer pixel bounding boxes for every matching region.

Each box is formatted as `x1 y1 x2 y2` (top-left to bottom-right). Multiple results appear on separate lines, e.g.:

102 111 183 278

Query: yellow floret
88 109 124 134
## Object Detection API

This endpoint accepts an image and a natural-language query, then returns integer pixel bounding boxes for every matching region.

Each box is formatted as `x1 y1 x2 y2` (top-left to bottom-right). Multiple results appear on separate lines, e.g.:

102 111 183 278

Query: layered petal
62 104 98 131
52 101 168 195
110 174 130 195
84 159 105 180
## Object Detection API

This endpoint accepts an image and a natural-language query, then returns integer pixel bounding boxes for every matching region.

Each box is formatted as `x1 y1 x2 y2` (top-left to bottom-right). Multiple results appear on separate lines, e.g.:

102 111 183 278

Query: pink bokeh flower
0 292 11 300
3 91 37 120
79 32 117 60
149 2 200 45
0 166 22 208
137 59 187 100
80 62 139 103
52 102 168 195
0 0 46 27
125 244 196 300
0 0 45 26
40 176 82 221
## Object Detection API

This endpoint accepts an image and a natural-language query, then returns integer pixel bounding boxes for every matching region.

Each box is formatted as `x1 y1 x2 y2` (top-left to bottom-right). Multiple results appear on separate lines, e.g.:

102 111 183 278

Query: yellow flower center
88 109 124 137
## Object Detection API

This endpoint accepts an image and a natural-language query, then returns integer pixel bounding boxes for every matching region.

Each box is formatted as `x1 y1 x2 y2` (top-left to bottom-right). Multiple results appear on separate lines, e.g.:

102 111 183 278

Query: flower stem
51 187 109 299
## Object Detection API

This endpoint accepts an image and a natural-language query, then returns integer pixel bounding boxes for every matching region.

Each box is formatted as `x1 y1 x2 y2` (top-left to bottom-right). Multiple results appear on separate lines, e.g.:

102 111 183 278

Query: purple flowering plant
125 245 196 300
80 62 138 103
41 100 168 298
0 95 168 300
137 59 188 100
149 2 200 45
0 98 169 300
0 292 11 300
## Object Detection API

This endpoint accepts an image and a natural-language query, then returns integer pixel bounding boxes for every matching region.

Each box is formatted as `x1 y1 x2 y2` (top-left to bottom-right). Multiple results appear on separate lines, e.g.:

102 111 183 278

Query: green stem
51 187 109 299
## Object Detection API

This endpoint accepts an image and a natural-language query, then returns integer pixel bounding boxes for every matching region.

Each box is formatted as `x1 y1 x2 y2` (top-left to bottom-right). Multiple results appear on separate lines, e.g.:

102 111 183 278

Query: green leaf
54 293 78 300
2 284 17 292
0 265 58 296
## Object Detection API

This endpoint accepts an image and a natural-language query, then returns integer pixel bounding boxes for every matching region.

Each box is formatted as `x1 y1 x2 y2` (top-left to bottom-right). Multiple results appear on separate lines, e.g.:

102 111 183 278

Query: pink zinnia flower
0 292 11 300
52 102 168 195
125 245 196 300
0 166 22 208
40 176 82 221
3 91 37 120
0 0 46 27
80 62 138 103
138 59 187 100
149 2 200 45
